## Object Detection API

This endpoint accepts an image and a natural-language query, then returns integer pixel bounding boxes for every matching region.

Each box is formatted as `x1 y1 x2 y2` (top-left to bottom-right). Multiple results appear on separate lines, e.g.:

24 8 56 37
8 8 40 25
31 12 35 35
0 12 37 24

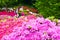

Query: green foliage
34 0 60 18
0 0 18 7
47 16 55 21
47 16 58 23
0 0 35 8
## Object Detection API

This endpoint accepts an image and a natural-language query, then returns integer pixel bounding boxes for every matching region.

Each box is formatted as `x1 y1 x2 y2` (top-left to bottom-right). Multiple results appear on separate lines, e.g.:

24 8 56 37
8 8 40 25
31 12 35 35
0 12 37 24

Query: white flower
19 8 23 11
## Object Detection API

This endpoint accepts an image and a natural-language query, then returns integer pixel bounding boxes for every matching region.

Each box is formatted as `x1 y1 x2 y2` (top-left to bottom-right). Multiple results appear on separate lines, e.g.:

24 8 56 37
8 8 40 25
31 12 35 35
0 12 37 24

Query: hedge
34 0 60 19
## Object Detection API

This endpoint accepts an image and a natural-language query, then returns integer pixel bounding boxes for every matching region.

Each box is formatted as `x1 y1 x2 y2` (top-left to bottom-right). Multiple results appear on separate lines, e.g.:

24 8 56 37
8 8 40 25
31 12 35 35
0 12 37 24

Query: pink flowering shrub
0 11 16 17
0 15 60 40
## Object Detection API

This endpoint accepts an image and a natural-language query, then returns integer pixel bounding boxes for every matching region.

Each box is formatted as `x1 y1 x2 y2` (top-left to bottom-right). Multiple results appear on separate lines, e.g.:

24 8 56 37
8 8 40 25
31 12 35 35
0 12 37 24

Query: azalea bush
34 0 60 18
0 10 17 16
0 15 60 40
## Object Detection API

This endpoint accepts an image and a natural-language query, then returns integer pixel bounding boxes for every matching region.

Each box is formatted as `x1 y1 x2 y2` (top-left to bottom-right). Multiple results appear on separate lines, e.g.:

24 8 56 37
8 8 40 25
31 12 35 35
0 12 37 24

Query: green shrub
0 0 18 7
0 0 35 8
34 0 60 18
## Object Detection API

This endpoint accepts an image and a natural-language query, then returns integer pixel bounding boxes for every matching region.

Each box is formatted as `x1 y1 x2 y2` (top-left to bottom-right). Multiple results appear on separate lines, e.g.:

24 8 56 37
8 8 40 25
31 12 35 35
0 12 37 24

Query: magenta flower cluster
0 15 60 40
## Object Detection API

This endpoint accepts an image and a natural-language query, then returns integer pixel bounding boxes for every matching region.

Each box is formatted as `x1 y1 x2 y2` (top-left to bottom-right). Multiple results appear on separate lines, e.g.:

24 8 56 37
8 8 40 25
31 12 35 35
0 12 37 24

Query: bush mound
0 15 60 40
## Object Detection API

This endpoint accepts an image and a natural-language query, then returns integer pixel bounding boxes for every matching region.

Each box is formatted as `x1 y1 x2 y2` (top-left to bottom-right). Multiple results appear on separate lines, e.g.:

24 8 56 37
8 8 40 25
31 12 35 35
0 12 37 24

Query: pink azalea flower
0 15 60 40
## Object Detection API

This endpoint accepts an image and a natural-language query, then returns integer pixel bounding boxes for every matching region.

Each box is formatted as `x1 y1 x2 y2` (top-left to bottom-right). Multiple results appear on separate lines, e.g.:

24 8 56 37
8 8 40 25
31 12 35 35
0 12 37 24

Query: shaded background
0 0 60 19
